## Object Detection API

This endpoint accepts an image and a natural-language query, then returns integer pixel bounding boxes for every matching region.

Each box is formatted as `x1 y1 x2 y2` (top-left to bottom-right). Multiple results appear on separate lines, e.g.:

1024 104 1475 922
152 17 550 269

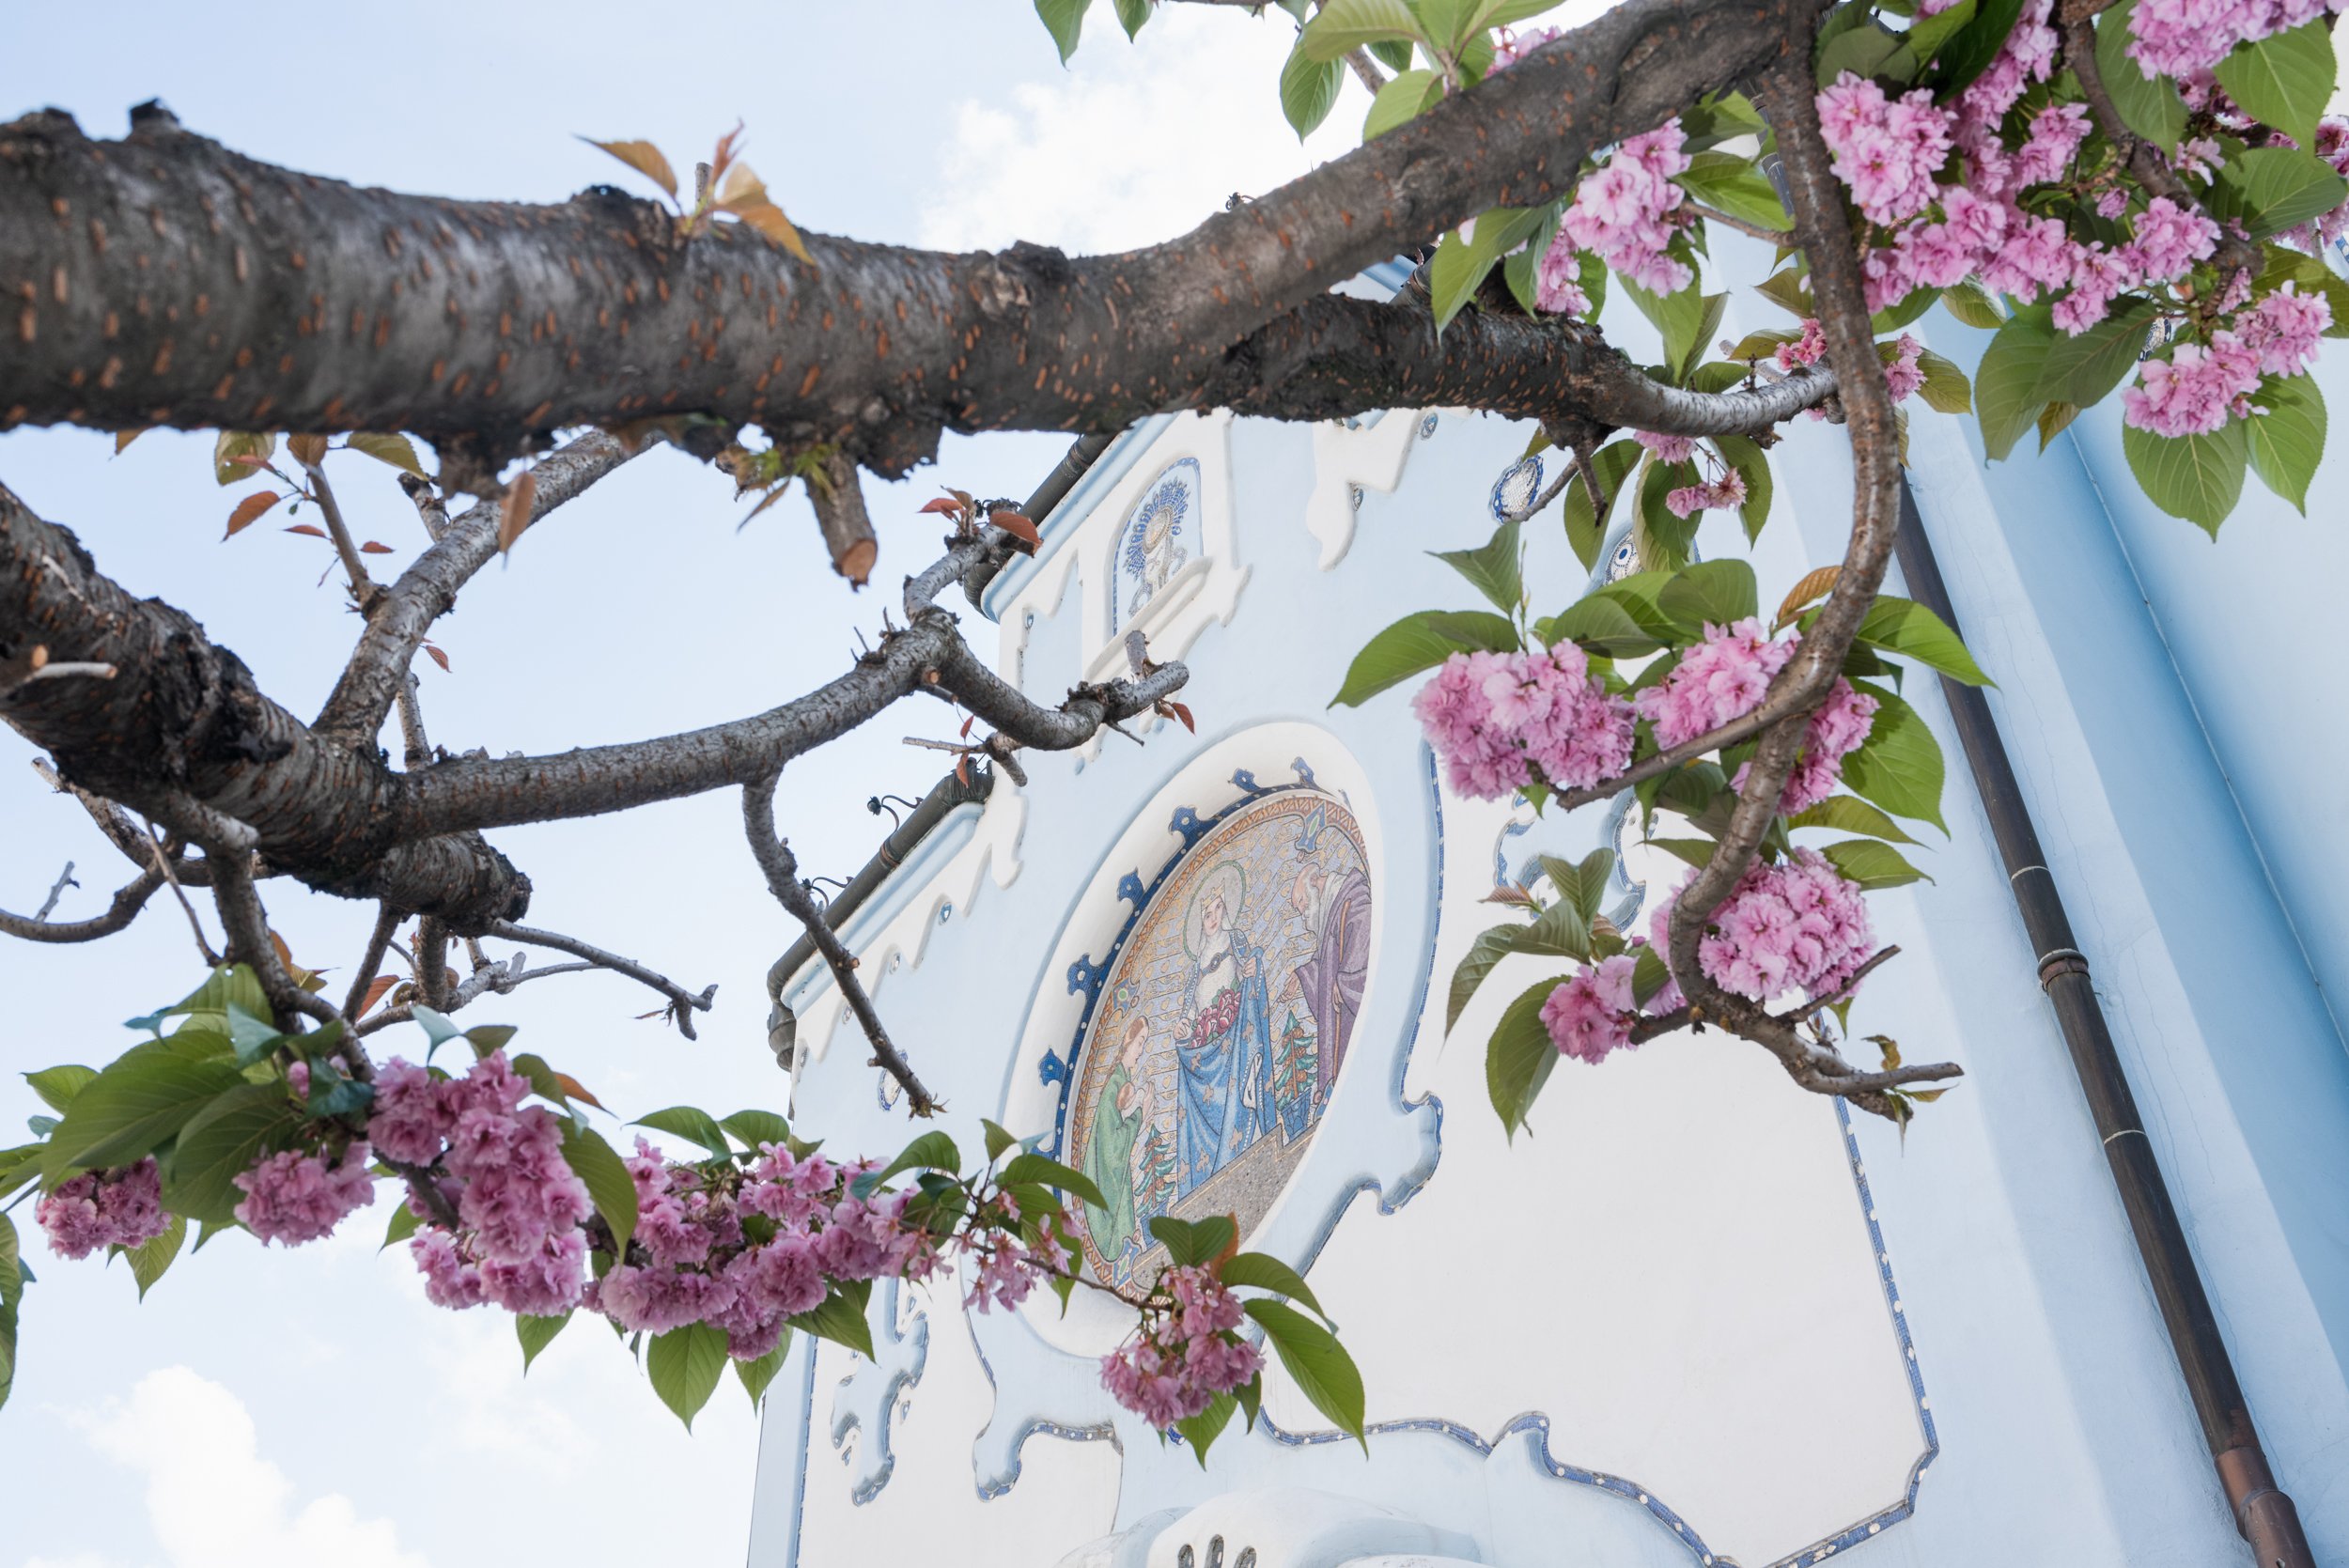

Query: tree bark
0 0 1808 469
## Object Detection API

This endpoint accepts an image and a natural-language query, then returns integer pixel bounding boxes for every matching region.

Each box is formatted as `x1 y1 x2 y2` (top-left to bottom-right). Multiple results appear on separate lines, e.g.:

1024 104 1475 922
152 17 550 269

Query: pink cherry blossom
1540 955 1641 1064
1634 619 1796 750
36 1157 171 1260
234 1143 377 1246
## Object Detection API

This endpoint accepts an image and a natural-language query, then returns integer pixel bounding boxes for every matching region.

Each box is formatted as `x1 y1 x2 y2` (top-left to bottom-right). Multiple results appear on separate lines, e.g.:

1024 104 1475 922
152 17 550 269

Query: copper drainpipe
1892 476 2318 1568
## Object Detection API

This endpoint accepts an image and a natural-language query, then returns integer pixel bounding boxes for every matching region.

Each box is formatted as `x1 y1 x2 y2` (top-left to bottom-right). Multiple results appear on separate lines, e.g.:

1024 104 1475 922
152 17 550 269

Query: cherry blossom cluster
1536 121 1695 308
2122 287 2332 434
2125 0 2336 82
1635 618 1797 749
235 1142 377 1246
1413 645 1636 800
1650 850 1876 1008
1539 952 1641 1064
1666 466 1750 519
34 1157 169 1259
1098 1264 1264 1428
1734 676 1880 815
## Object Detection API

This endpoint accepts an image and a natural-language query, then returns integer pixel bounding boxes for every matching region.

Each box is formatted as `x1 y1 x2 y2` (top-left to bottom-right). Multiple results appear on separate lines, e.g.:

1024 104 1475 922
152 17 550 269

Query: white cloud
917 8 1361 255
65 1368 428 1568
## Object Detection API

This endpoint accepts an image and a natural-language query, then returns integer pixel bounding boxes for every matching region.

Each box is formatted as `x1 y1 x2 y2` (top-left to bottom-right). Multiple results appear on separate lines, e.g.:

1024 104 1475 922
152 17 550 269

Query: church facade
745 252 2349 1568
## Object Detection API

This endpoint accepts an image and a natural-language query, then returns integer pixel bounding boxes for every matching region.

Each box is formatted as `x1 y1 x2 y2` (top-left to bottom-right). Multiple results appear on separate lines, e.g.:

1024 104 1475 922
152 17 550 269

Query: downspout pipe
1892 475 2317 1568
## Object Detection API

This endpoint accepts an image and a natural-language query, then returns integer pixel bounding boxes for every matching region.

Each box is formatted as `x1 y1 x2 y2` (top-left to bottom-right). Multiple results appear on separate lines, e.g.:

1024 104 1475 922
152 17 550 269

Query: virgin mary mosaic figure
1174 861 1274 1197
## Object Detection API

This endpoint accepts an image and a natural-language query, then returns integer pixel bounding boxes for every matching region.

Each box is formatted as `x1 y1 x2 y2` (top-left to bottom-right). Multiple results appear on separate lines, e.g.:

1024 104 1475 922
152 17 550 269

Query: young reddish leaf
581 136 679 200
345 433 427 479
286 433 330 467
918 496 965 516
715 160 762 210
225 490 284 537
229 454 272 471
1775 565 1840 630
554 1072 608 1112
709 121 746 191
959 715 974 738
284 523 329 538
498 470 539 553
114 429 144 455
989 509 1040 550
356 974 398 1018
731 197 815 266
422 642 451 673
1167 701 1196 734
360 540 395 554
955 755 972 785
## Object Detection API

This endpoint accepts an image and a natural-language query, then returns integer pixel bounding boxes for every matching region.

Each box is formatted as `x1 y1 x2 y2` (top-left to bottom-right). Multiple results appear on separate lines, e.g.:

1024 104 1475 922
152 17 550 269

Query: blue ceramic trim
830 1277 934 1505
981 413 1182 622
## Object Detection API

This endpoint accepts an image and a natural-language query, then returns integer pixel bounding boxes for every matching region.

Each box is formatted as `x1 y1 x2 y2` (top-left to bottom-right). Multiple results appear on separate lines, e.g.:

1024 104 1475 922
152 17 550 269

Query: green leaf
1000 1151 1108 1210
23 1065 96 1114
2033 298 2154 409
344 433 426 479
1823 839 1933 890
2123 416 2249 536
1785 795 1921 844
1220 1250 1325 1318
222 1004 286 1067
1486 976 1565 1138
2095 0 2186 150
1841 686 1947 831
0 1211 19 1412
720 1110 791 1153
42 1049 246 1184
518 1311 572 1372
786 1288 876 1359
1755 266 1813 319
0 1143 40 1202
1856 595 1991 685
1539 849 1615 926
1367 36 1416 70
1623 277 1722 388
980 1119 1019 1163
1635 459 1702 574
1712 433 1774 543
1540 596 1661 658
1933 0 2024 98
1657 559 1759 634
1301 0 1426 61
874 1129 961 1189
736 1333 794 1408
1816 19 1907 86
1871 285 1941 335
1630 944 1672 1007
169 965 271 1028
1591 570 1688 645
1112 0 1152 38
2214 147 2349 239
2245 374 2325 514
408 1005 461 1051
1034 0 1094 61
646 1322 730 1429
1449 899 1592 1032
1427 229 1500 334
1561 440 1640 571
1429 517 1523 613
561 1123 638 1260
1280 44 1346 139
632 1106 734 1160
1676 152 1791 234
1904 0 1976 67
1150 1213 1237 1267
1174 1389 1238 1463
160 1080 303 1227
383 1202 422 1251
1330 609 1517 706
1975 309 2055 461
1364 68 1444 140
1941 279 2003 330
1911 348 1972 416
2215 21 2335 151
125 1213 186 1299
2038 400 2082 451
1244 1298 1366 1443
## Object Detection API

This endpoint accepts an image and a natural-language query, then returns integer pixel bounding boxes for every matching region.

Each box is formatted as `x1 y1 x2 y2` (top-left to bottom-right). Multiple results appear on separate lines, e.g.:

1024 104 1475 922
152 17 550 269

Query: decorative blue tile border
1255 1096 1937 1568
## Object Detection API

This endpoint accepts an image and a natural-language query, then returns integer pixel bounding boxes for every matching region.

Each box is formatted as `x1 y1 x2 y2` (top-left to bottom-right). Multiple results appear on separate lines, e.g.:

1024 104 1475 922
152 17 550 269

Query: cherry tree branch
742 769 940 1116
0 864 163 941
484 919 717 1038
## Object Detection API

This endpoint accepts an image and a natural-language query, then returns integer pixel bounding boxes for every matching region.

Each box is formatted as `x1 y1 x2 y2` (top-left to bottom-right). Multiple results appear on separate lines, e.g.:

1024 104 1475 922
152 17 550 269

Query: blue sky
0 3 1381 1562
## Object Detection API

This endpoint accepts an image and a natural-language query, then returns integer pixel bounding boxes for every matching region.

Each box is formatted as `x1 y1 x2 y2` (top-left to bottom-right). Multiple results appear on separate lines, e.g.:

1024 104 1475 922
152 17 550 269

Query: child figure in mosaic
1081 1014 1152 1266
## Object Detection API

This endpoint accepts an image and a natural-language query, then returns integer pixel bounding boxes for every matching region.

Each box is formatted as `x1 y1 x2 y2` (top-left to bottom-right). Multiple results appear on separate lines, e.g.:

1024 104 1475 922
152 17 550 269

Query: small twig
417 917 454 1011
33 862 77 922
395 673 432 768
485 919 718 1039
353 956 604 1038
1341 46 1389 93
204 830 337 1030
1778 944 1902 1024
0 866 163 943
136 814 219 966
343 906 400 1021
742 770 940 1116
1686 201 1790 243
302 459 380 613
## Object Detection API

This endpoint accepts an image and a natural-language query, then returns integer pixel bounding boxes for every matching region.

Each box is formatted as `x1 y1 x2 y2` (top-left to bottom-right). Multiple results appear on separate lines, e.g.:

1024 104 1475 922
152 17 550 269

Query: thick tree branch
485 919 717 1038
743 770 939 1116
311 430 632 748
1 0 1807 466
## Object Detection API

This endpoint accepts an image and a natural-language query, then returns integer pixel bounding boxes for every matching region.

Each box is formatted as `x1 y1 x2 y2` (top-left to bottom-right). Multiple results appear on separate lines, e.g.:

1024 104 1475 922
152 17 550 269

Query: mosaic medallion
1065 792 1372 1294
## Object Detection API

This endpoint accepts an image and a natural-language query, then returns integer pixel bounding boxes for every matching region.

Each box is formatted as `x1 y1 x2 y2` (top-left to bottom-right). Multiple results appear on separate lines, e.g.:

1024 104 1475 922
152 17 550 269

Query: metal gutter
1893 475 2316 1568
962 430 1120 610
764 764 994 1069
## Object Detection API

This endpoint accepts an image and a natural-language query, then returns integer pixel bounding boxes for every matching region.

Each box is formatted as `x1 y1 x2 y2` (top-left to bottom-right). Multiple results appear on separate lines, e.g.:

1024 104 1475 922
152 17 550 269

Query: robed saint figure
1173 862 1274 1196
